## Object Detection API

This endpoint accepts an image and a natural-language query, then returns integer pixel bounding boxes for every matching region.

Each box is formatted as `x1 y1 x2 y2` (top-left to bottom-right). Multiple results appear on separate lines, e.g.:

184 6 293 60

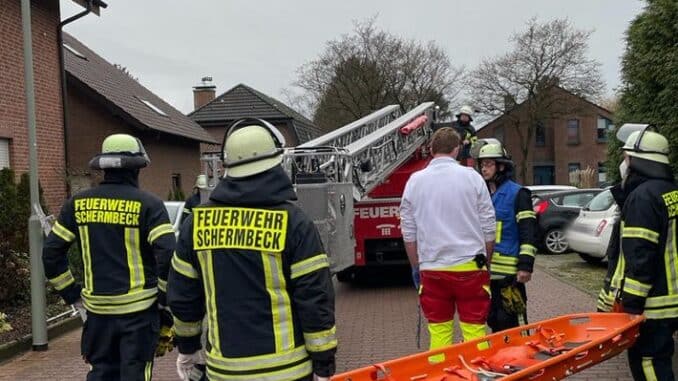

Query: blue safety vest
491 180 521 276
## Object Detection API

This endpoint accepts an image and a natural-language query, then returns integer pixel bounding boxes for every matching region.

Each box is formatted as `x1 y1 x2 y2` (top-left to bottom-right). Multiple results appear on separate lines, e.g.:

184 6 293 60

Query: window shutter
0 139 10 169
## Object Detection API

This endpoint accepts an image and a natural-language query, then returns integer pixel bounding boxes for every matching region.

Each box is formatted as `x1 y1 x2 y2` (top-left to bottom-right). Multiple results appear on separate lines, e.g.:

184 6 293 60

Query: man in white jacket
400 127 495 356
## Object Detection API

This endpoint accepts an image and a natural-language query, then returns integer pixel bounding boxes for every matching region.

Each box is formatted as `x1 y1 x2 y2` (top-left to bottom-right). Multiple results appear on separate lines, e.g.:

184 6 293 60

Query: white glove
313 374 330 381
176 351 205 381
72 300 87 323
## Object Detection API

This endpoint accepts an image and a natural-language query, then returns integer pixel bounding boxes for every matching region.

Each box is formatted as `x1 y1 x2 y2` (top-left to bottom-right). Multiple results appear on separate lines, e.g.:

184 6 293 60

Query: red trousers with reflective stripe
419 270 490 324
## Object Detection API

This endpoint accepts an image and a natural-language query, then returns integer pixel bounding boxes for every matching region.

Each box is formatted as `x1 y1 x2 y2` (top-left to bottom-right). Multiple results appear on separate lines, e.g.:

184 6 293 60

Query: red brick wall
66 85 202 199
0 0 66 213
477 93 612 185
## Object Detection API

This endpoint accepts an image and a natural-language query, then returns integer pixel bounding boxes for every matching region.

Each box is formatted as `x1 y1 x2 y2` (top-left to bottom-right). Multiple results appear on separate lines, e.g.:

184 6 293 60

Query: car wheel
578 253 605 266
544 228 568 254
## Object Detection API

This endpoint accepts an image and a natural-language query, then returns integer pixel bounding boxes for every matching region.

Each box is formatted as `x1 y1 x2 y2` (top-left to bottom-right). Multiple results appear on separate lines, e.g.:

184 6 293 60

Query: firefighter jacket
597 184 624 312
183 192 201 218
452 120 477 159
168 165 337 381
490 179 538 277
42 170 176 314
609 172 678 319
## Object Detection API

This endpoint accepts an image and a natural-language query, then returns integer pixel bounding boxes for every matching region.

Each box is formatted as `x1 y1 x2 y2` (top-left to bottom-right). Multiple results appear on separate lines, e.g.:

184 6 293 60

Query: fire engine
199 102 473 281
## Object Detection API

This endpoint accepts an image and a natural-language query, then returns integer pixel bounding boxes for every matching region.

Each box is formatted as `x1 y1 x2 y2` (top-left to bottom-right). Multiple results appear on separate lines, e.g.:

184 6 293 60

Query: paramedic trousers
627 318 678 381
419 267 490 353
487 279 527 332
81 306 159 381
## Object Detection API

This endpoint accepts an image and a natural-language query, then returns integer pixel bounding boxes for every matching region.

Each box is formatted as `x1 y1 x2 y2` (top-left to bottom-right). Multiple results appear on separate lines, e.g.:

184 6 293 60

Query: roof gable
63 33 216 144
189 84 321 143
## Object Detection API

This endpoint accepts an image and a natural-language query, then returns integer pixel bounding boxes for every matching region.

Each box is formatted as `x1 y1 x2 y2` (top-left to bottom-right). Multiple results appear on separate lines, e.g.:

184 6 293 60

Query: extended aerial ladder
282 102 438 273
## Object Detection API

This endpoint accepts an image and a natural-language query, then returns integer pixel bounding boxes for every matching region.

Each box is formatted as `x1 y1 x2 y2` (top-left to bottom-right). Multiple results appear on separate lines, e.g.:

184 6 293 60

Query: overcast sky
59 0 644 116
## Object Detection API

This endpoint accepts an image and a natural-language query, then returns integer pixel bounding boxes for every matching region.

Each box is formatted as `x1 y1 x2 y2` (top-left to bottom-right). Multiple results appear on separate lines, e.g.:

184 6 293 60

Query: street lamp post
20 0 47 351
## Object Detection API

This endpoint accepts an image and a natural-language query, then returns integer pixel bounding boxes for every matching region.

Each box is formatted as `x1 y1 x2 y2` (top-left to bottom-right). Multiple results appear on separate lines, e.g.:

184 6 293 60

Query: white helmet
456 105 474 121
617 123 670 164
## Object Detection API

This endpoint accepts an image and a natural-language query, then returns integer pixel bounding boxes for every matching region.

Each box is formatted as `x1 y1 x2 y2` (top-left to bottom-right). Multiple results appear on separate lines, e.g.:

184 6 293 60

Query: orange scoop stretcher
332 313 644 381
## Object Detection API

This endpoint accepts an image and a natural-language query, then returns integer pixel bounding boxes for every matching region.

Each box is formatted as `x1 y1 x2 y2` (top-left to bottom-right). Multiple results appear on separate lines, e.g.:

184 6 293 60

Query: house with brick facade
477 87 614 186
189 83 321 153
62 33 216 198
0 0 67 213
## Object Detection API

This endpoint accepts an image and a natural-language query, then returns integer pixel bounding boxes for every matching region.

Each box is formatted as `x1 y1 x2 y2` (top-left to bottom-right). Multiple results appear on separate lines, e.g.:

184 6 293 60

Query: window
171 174 182 193
63 44 87 60
598 162 607 185
138 98 167 116
533 165 555 185
567 119 580 145
0 139 9 169
561 192 596 207
568 163 581 173
597 117 614 142
587 190 615 211
494 126 505 144
535 123 546 146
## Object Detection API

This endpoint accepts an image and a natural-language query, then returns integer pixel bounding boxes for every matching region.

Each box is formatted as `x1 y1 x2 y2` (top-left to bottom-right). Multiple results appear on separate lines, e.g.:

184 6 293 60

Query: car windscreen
164 203 181 225
585 190 614 211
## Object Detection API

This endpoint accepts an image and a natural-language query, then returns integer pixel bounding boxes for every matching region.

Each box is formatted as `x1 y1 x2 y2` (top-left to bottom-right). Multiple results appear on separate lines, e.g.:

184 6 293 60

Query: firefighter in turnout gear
453 105 478 165
183 174 209 218
42 134 176 381
168 118 337 381
607 124 678 381
473 139 538 332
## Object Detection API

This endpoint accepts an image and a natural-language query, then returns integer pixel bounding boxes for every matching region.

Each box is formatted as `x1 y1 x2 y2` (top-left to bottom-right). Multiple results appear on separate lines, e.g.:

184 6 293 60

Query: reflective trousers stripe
642 357 658 381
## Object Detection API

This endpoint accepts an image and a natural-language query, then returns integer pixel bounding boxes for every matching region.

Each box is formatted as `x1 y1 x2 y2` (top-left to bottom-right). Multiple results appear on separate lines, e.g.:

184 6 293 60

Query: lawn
535 252 608 298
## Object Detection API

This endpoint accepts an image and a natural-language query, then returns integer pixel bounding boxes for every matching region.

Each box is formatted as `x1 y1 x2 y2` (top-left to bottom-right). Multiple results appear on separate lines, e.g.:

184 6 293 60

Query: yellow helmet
221 118 286 178
89 133 150 169
617 123 670 164
471 138 510 161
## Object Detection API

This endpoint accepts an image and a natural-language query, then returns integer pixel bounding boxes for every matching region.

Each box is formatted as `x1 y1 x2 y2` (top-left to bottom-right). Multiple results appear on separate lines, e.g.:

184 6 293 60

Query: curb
534 262 600 299
0 315 82 364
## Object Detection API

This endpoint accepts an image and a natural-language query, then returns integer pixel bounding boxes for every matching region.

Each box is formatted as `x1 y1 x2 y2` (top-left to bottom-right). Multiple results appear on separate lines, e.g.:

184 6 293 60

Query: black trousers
628 318 678 381
81 307 159 381
487 279 528 333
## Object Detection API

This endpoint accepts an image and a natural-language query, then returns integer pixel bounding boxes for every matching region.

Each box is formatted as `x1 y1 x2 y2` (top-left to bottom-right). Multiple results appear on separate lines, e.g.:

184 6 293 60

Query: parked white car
163 201 185 238
566 189 619 264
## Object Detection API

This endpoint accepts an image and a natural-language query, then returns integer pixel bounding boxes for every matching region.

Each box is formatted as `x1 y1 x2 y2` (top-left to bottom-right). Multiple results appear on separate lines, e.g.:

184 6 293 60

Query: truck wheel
336 269 354 283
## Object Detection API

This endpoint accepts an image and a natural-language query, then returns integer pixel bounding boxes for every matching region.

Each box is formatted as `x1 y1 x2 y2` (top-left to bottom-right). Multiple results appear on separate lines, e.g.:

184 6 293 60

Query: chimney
193 76 216 110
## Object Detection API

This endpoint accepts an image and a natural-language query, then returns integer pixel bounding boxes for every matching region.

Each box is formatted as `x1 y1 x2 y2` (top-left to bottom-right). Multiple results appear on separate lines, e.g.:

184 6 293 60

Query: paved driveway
0 267 634 380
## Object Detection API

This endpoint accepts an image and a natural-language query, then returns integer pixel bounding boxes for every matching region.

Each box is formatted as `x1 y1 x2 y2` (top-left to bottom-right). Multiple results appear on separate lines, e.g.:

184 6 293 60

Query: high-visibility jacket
490 179 537 277
42 171 175 314
609 174 678 319
168 166 337 381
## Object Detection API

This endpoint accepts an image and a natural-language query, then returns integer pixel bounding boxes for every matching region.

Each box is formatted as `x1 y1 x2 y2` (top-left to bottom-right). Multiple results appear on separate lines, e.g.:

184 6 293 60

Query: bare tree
467 18 604 183
292 17 463 132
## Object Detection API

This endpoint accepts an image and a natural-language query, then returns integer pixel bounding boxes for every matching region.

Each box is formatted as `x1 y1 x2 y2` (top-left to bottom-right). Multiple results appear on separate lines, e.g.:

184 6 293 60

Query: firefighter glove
72 299 87 323
500 285 526 315
156 307 175 357
176 351 206 381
